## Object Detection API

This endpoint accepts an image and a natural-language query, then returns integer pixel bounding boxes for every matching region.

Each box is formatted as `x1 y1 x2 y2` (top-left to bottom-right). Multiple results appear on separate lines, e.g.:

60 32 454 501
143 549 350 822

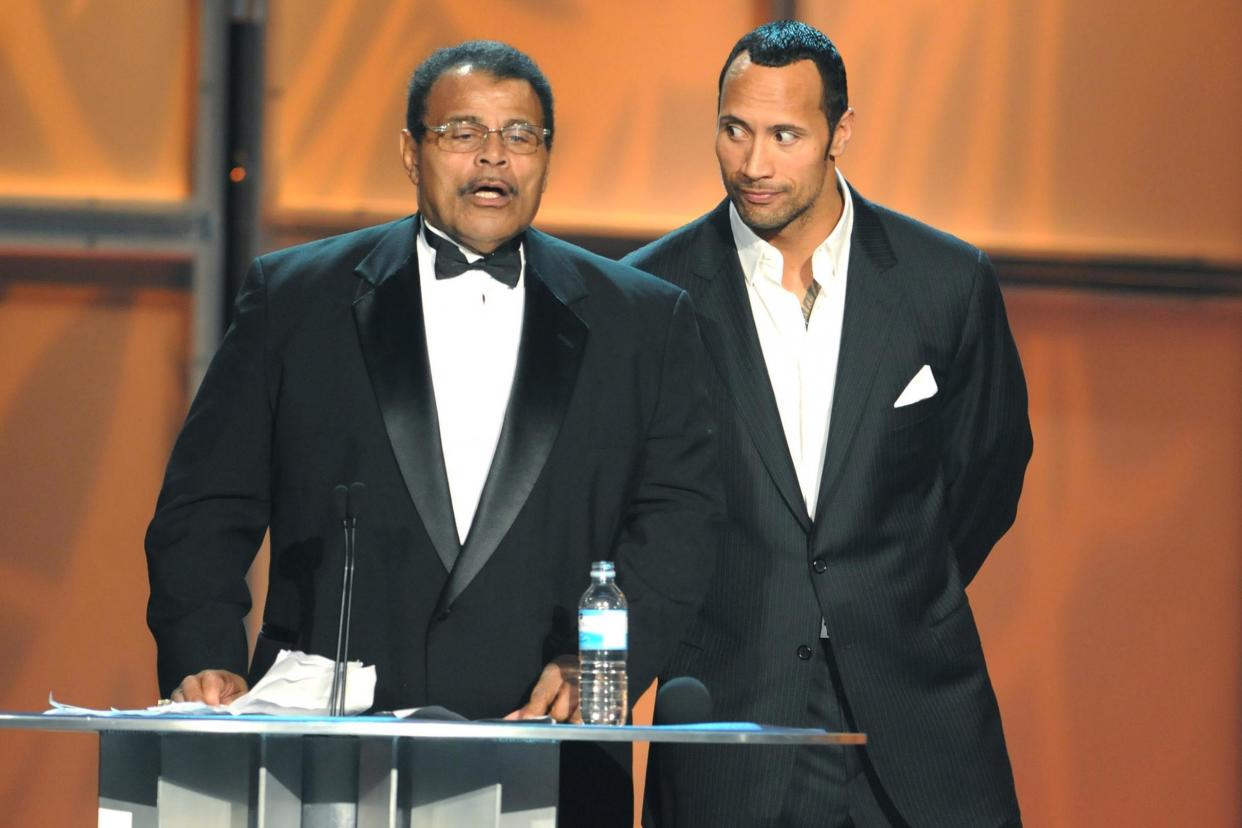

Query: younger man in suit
626 20 1031 828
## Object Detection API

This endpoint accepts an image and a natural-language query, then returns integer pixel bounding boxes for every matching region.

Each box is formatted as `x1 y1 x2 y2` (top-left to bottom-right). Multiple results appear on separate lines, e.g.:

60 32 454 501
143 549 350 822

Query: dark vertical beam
224 0 267 325
770 0 797 20
190 1 229 389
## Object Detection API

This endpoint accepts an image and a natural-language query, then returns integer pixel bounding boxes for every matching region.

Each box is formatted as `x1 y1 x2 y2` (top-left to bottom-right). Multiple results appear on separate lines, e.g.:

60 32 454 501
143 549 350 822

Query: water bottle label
578 609 627 650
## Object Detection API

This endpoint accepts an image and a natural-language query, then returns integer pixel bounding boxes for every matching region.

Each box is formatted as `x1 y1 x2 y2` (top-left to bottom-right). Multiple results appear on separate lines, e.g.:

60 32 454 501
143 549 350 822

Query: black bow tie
424 224 522 288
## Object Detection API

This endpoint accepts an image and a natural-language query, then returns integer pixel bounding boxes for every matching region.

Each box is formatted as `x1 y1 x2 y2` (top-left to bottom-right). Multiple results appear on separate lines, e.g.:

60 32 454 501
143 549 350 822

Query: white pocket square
893 364 937 408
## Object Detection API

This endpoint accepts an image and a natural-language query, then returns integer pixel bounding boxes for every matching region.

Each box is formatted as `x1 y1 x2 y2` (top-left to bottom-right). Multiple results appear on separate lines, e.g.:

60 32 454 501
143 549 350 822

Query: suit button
797 645 813 660
811 558 827 574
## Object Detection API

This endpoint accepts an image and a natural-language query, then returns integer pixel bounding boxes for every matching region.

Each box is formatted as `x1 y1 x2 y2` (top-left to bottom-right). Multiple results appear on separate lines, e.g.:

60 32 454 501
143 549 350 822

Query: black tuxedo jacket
146 215 722 724
624 193 1031 827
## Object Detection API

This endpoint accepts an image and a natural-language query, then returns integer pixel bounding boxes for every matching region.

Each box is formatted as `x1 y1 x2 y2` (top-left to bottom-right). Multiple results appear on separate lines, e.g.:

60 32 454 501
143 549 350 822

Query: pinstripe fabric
626 192 1031 828
777 639 850 827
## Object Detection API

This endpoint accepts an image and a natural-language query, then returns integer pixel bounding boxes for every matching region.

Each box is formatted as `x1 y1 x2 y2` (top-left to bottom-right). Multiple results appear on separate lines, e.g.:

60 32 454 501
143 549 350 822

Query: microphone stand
328 483 364 716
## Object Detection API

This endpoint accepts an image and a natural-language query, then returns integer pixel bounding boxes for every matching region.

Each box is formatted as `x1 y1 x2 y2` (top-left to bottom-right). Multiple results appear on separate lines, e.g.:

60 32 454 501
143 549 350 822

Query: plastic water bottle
578 560 628 725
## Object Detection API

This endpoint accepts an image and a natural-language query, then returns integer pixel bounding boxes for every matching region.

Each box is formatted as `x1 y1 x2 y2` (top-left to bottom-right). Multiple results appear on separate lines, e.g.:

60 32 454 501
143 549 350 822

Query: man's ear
829 108 855 160
400 129 419 185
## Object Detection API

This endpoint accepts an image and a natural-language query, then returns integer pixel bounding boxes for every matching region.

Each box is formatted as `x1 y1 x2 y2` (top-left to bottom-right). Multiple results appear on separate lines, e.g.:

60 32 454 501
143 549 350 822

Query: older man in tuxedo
626 20 1031 828
146 40 721 826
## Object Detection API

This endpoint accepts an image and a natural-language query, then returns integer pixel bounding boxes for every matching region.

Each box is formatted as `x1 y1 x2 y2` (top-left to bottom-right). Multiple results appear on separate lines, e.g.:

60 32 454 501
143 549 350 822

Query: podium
0 712 862 826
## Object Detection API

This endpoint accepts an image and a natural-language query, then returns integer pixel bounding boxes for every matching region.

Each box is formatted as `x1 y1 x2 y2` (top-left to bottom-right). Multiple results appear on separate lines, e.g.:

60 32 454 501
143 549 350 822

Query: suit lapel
352 217 461 574
436 229 589 613
692 202 811 533
812 190 900 525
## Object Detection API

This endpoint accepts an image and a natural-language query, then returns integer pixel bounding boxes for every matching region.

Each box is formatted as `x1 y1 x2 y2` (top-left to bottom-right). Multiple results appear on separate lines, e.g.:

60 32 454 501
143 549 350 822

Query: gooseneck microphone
328 482 366 716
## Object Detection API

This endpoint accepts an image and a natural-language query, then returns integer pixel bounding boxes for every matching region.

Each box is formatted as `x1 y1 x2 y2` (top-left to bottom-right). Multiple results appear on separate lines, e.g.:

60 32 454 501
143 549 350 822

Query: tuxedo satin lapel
694 204 810 532
812 192 900 526
436 232 588 613
353 219 461 573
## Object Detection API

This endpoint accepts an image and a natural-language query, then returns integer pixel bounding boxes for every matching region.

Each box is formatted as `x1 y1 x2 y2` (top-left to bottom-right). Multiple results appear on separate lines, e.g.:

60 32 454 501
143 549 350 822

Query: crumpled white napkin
227 649 376 716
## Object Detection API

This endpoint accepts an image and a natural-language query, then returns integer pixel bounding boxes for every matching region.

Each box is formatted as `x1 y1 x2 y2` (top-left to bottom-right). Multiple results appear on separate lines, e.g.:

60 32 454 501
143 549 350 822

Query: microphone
328 482 365 716
347 482 366 520
652 676 712 725
338 483 365 709
333 484 348 524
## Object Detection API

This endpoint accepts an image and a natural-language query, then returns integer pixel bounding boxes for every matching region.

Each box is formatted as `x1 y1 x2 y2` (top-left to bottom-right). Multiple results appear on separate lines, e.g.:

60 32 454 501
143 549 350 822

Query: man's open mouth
463 180 516 200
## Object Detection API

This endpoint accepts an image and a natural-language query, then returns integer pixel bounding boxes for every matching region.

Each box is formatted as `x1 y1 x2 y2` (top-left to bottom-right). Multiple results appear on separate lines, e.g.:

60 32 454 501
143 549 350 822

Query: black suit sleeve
145 259 273 696
938 251 1032 585
613 290 724 700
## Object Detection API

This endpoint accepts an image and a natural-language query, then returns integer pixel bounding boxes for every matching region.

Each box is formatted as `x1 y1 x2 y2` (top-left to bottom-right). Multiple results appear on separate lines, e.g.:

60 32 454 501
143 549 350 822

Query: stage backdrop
261 0 1242 263
1 2 1240 825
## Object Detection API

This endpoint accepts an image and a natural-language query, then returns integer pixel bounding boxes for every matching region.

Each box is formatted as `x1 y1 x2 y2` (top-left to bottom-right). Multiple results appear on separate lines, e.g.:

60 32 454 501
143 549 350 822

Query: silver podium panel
1 713 862 827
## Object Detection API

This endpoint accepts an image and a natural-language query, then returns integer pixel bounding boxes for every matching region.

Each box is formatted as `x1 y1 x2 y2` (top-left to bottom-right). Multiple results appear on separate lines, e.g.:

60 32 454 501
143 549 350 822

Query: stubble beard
726 177 822 236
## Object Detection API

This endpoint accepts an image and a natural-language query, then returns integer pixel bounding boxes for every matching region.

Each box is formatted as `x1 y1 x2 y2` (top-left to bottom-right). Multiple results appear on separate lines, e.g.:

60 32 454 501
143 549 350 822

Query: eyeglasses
424 120 551 154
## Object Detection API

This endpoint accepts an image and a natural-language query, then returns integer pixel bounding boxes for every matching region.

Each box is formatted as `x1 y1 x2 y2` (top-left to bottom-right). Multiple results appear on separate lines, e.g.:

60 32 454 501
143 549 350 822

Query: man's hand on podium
505 655 582 723
170 670 250 706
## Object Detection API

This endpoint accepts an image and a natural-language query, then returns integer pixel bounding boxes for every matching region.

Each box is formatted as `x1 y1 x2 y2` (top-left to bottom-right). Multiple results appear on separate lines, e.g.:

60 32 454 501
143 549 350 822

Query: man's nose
476 130 509 165
739 138 772 180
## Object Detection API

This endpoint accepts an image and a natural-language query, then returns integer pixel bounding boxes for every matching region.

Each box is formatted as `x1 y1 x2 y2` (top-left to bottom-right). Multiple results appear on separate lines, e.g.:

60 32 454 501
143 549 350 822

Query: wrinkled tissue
228 649 376 716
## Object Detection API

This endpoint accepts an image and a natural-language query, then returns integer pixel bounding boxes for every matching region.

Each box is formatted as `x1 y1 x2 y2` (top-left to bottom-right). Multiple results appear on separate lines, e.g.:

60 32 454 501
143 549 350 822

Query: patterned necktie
424 224 522 288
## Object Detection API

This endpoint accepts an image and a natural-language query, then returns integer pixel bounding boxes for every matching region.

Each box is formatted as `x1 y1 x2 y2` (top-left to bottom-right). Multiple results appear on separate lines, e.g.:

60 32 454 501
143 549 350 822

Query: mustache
458 178 518 197
727 177 786 195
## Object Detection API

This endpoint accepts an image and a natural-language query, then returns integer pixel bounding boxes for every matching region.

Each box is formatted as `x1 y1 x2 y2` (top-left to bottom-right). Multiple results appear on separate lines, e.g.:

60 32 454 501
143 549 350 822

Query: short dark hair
718 20 848 132
406 40 555 150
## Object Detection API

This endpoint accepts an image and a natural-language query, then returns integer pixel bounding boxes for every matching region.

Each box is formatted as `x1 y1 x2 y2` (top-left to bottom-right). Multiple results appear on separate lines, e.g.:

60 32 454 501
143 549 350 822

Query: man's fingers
172 670 249 706
549 680 576 722
522 672 560 717
199 671 222 705
512 659 576 719
552 656 579 722
176 675 203 702
210 671 248 705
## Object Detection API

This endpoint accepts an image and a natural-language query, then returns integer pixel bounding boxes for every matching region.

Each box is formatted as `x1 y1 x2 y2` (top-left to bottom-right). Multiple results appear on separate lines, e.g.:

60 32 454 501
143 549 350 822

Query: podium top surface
0 711 863 746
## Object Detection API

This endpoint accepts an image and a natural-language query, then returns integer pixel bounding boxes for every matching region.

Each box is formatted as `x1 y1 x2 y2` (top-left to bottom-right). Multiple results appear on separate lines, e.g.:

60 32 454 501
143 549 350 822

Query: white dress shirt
729 168 854 522
416 222 526 544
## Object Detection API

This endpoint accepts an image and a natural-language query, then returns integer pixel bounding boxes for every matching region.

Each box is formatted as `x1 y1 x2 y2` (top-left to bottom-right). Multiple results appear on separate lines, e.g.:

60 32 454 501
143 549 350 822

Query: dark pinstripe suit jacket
624 192 1031 827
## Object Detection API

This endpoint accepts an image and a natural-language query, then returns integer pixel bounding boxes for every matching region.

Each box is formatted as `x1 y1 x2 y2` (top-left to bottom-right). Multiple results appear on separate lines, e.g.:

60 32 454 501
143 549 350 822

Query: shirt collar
420 218 482 263
728 168 854 287
418 217 526 282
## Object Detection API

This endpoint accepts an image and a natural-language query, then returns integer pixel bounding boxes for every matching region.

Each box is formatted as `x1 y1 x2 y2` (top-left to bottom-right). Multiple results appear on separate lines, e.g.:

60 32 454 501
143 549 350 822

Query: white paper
44 694 224 717
46 650 376 718
98 807 133 828
229 649 375 716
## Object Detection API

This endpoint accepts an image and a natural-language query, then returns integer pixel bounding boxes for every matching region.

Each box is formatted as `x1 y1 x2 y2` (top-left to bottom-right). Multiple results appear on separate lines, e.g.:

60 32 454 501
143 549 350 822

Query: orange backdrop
0 3 194 201
807 0 1242 262
0 265 190 826
257 0 1242 261
1 2 1240 825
